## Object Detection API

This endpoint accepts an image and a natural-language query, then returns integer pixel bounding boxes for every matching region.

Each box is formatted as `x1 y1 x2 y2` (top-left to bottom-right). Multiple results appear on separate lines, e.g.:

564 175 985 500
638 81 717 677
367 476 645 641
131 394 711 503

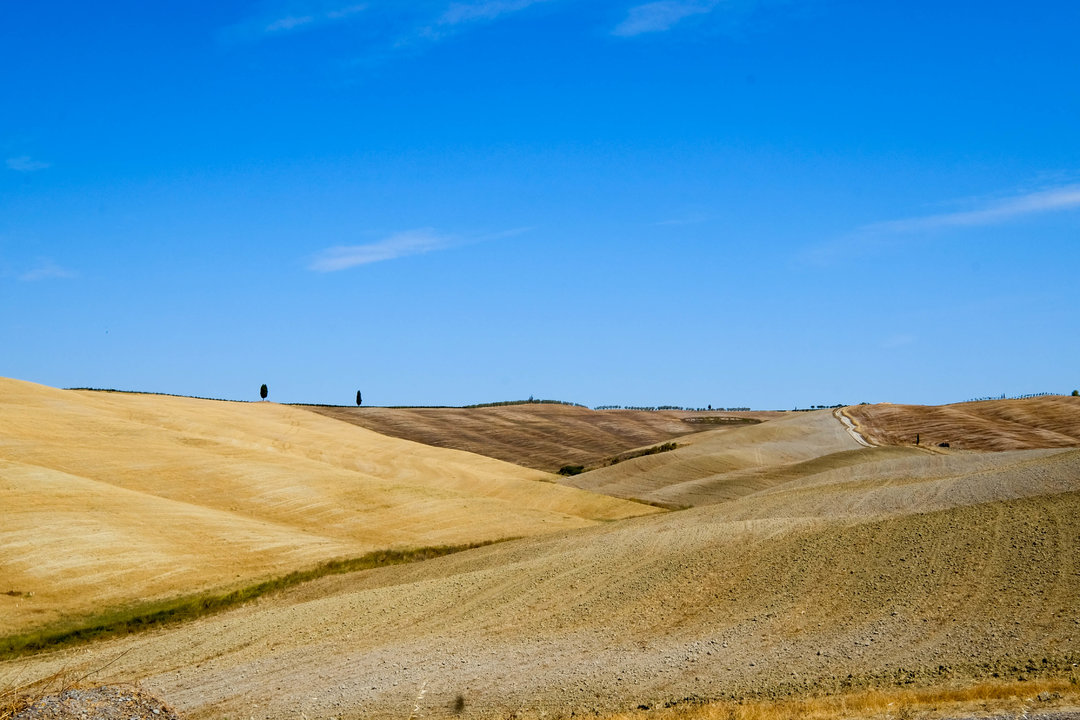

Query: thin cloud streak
309 226 534 271
20 260 76 282
438 0 551 25
6 156 50 172
310 229 452 271
222 3 367 42
264 4 365 33
803 182 1080 266
862 184 1080 235
652 213 709 226
265 15 316 32
612 0 720 37
418 0 555 41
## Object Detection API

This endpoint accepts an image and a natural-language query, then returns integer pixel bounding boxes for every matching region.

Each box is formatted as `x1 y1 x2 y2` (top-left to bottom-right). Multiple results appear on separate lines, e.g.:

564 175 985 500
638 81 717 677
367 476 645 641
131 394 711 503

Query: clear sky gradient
3 1 1078 409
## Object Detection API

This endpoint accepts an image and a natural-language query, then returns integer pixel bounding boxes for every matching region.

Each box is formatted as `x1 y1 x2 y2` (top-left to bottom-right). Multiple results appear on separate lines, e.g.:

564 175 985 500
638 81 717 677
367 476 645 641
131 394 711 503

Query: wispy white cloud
222 3 367 41
803 182 1080 266
880 334 916 349
860 184 1080 235
309 229 454 271
265 15 316 32
6 156 50 172
20 260 76 282
309 226 533 271
652 213 709 226
437 0 551 25
612 0 720 37
416 0 554 41
265 4 366 33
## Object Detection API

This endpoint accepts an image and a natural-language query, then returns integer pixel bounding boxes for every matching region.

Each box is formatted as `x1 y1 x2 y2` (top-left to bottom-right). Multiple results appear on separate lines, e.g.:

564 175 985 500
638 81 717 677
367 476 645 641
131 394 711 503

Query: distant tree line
967 392 1058 402
463 398 587 409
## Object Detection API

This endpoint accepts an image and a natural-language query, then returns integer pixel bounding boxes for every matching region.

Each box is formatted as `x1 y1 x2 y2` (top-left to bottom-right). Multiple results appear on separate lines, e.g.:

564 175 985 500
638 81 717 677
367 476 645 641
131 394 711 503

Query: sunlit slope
559 409 867 507
0 378 656 634
9 446 1079 720
303 404 780 472
846 396 1080 450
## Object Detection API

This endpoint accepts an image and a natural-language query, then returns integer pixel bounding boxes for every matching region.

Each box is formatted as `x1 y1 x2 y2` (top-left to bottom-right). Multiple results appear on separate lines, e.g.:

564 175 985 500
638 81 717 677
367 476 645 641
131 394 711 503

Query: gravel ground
10 686 180 720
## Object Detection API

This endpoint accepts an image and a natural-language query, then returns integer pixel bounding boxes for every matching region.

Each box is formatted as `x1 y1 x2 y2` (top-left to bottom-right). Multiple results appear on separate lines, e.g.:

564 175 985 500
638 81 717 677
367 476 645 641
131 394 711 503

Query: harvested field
845 396 1080 451
301 403 781 473
557 410 869 507
6 381 1080 720
0 378 655 636
6 434 1079 719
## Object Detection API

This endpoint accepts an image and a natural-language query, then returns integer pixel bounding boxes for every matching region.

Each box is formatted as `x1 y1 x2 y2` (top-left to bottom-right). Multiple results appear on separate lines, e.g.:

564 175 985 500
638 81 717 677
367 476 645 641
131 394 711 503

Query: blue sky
2 0 1078 408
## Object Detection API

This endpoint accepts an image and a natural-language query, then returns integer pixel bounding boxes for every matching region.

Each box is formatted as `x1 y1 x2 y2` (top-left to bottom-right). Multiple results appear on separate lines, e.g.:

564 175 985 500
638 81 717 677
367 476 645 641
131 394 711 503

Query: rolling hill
0 378 656 636
556 409 883 507
7 438 1078 720
4 383 1080 720
844 396 1080 450
302 403 780 473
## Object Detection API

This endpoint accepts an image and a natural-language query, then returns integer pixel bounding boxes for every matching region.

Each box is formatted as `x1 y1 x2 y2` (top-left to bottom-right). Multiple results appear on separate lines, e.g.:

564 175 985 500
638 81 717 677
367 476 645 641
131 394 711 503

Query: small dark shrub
558 465 586 476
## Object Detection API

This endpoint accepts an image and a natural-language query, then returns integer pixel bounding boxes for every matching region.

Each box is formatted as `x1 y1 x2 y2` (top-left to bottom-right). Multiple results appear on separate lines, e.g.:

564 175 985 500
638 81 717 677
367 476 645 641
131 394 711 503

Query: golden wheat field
0 378 655 636
2 380 1079 720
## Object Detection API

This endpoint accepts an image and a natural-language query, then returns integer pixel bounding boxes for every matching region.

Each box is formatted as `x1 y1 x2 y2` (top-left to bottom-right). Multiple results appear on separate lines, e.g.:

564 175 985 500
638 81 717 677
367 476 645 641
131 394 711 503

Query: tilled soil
302 404 781 473
7 448 1079 720
845 396 1080 451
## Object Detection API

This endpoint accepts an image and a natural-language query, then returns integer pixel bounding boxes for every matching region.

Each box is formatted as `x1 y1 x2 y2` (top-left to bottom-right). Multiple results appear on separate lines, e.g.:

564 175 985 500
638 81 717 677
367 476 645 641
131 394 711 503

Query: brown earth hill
301 403 781 473
845 396 1080 451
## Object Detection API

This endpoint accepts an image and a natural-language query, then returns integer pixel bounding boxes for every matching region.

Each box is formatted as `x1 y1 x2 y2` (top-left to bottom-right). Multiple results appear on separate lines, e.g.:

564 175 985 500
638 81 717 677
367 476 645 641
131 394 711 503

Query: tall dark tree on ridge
260 384 268 401
356 390 363 406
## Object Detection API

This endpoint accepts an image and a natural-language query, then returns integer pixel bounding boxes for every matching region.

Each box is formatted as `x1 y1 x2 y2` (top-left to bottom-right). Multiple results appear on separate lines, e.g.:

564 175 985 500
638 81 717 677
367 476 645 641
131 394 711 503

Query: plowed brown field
303 404 780 472
845 396 1080 450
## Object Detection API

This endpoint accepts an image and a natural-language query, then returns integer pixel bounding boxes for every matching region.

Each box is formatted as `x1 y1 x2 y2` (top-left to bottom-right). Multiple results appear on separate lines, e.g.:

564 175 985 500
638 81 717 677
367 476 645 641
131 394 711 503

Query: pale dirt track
302 404 781 473
7 443 1079 720
0 379 655 634
845 396 1080 451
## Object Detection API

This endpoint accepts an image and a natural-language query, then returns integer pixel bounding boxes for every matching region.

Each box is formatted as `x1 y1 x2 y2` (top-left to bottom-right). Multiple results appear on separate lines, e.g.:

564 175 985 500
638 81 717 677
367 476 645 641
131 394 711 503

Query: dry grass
0 650 131 720
0 377 656 635
0 668 67 720
0 542 504 660
604 679 1080 720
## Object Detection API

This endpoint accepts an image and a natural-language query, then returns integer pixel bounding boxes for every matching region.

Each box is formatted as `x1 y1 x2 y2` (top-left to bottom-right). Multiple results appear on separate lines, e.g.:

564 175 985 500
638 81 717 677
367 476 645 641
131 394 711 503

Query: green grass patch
0 541 505 661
